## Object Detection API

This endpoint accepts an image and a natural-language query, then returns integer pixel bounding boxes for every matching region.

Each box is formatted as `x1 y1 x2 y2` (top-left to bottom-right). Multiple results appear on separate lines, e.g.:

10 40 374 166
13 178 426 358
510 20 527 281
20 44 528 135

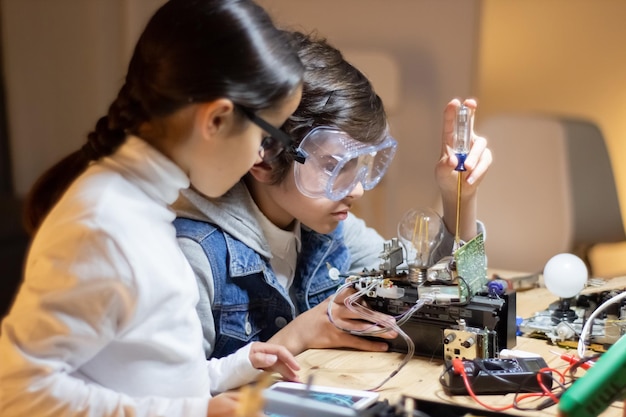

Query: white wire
577 290 626 358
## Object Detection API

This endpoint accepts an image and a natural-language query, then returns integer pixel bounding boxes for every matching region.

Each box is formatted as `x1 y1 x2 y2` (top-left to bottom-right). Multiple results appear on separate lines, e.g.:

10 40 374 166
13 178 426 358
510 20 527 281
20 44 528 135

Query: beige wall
477 0 626 276
1 0 163 197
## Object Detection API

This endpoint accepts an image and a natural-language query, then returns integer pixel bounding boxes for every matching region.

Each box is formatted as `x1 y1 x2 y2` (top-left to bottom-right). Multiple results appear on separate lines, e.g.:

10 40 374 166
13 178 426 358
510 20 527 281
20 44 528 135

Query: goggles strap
294 148 308 164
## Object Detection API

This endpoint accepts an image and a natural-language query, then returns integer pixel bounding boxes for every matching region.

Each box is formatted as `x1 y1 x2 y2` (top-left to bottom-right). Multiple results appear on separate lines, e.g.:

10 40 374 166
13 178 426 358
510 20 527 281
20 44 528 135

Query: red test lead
551 350 594 370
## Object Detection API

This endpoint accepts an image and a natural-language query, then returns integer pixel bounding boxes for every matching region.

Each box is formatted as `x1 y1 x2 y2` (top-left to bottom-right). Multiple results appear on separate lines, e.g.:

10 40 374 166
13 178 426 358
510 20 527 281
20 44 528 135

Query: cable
326 276 434 391
442 358 566 413
577 290 626 358
450 358 516 412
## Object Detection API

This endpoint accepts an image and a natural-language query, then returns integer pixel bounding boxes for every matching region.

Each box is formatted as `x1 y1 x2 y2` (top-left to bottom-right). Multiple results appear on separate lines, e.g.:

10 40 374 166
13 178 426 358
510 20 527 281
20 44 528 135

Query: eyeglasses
238 106 294 163
293 126 397 201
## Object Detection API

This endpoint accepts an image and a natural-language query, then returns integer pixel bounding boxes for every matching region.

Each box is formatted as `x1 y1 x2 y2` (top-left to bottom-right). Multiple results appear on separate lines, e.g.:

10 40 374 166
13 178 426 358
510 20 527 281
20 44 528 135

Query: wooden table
293 272 626 417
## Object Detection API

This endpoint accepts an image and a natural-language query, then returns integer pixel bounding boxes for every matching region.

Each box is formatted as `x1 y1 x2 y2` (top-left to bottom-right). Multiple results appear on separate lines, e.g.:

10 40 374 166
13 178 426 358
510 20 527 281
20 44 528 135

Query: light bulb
543 253 588 299
397 207 444 284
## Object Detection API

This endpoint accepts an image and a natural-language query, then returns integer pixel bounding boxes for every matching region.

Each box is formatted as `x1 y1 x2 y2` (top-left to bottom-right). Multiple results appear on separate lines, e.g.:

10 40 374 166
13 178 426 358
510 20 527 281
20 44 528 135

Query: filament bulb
397 207 444 271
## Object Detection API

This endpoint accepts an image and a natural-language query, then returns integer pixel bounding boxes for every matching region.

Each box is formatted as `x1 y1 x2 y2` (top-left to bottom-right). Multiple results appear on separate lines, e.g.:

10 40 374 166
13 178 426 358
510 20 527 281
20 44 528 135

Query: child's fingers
269 362 300 382
250 343 300 371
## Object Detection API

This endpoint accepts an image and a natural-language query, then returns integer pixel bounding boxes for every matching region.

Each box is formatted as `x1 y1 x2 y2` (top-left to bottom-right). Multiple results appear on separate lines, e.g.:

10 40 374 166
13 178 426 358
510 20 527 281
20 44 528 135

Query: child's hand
248 342 300 382
267 288 396 355
436 98 492 197
436 97 492 241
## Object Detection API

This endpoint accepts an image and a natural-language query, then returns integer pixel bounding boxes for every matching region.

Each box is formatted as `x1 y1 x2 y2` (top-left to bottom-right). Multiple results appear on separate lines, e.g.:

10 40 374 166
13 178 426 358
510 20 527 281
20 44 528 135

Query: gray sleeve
343 212 386 273
177 236 217 358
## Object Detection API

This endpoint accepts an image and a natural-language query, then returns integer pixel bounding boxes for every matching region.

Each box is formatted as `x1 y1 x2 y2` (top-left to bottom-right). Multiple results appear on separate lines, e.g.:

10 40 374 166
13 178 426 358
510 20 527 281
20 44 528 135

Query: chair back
475 114 624 273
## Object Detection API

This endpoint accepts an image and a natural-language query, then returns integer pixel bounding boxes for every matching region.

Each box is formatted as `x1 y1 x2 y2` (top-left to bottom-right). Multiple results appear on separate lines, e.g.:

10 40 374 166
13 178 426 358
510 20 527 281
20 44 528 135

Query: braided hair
24 0 303 234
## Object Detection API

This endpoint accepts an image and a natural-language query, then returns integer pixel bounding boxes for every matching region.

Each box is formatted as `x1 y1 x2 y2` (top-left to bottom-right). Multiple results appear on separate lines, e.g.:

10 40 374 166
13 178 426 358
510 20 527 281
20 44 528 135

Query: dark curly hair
267 30 387 184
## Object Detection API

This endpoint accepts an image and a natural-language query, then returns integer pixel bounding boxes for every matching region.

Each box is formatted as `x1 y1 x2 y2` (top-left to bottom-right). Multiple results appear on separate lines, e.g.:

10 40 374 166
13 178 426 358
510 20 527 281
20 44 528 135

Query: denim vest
174 218 350 359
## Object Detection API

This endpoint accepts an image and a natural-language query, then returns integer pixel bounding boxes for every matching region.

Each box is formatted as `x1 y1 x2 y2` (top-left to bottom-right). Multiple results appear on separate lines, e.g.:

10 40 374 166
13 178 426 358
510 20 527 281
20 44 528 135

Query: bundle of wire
327 276 434 391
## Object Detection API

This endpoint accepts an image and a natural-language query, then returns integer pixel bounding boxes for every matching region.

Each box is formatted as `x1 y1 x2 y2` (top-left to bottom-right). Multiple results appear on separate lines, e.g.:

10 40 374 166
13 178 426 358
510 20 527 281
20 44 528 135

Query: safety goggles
238 106 294 163
293 127 397 201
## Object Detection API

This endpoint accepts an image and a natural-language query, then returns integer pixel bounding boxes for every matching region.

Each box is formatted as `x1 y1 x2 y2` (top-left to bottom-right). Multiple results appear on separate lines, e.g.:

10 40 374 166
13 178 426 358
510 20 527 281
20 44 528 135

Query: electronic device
355 234 516 360
440 357 552 395
366 284 516 359
558 334 626 417
520 287 626 347
264 382 379 417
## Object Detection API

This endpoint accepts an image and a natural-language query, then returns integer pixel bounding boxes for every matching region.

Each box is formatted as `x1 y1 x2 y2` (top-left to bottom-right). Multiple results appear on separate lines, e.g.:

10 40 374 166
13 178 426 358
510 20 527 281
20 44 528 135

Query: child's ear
197 98 235 137
248 161 275 184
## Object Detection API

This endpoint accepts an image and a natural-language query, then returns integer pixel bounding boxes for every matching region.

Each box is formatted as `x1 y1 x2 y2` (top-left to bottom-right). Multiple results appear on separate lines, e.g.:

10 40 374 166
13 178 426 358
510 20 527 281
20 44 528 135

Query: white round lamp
543 253 588 322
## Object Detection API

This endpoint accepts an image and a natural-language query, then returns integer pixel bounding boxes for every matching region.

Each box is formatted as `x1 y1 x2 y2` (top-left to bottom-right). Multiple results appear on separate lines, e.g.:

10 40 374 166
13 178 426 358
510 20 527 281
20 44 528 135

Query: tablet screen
264 382 379 417
271 385 364 407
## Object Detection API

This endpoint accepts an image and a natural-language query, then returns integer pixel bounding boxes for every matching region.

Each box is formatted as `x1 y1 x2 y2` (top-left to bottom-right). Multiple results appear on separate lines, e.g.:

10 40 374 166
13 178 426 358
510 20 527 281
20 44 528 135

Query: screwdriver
452 104 474 251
